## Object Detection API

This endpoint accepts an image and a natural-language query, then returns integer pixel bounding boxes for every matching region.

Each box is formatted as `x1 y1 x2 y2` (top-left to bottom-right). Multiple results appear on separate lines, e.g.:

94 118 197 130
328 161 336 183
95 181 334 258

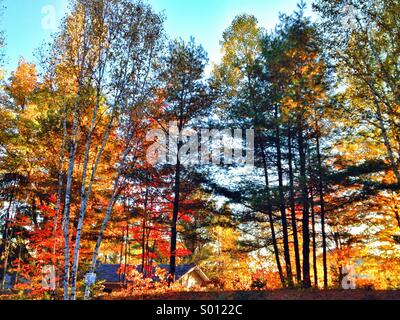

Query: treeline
0 0 400 300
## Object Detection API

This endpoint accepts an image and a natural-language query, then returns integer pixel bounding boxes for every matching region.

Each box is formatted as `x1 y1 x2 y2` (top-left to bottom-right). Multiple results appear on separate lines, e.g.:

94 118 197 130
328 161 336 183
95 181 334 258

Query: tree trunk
0 189 14 289
288 125 301 284
62 102 79 300
261 148 285 287
118 227 124 281
70 91 115 300
169 157 181 285
1 242 10 291
1 227 13 291
275 106 293 287
316 132 328 289
310 186 318 288
123 224 129 288
141 188 149 277
84 134 133 300
395 211 400 229
141 219 146 275
53 103 67 262
374 98 400 184
298 123 311 288
15 242 22 286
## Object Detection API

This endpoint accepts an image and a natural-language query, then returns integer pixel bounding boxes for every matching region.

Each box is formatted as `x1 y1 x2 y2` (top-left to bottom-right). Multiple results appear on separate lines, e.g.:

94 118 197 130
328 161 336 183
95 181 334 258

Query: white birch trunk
83 130 134 300
62 103 79 301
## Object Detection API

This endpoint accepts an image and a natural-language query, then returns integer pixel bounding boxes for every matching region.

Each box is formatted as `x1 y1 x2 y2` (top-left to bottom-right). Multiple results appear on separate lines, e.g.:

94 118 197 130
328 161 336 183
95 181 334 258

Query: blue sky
1 0 315 75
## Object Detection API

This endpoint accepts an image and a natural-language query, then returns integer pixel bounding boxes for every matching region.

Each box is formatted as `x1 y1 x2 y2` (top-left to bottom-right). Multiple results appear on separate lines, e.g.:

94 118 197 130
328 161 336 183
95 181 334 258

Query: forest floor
109 289 400 300
1 289 400 300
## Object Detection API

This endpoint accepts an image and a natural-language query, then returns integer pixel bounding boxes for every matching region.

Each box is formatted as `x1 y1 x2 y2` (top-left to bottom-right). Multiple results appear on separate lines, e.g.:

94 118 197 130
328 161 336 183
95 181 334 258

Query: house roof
155 264 196 281
95 264 122 283
184 266 210 283
95 264 197 283
4 274 16 289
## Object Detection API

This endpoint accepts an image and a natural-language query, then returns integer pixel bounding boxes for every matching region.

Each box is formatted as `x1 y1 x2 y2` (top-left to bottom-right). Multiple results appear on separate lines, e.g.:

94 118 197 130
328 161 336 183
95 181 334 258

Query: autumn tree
314 0 400 186
26 0 165 300
82 0 164 300
213 14 289 287
314 0 400 287
151 38 212 283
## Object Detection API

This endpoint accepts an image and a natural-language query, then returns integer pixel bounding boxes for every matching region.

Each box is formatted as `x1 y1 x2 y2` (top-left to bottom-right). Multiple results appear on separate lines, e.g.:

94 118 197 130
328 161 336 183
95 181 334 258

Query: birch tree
82 0 164 300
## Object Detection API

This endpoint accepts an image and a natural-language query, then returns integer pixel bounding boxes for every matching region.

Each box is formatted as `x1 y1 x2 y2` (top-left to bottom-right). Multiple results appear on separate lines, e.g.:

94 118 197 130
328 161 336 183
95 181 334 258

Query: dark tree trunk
145 229 151 276
288 125 301 284
141 188 149 277
123 224 129 287
395 211 400 229
261 148 286 287
316 132 328 289
141 218 146 276
275 106 293 287
310 187 318 288
298 122 311 288
169 158 181 284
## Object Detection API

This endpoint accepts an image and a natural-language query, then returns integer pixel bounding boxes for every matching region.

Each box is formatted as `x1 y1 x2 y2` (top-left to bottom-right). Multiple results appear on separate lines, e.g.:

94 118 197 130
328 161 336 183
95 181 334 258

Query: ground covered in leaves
107 289 400 301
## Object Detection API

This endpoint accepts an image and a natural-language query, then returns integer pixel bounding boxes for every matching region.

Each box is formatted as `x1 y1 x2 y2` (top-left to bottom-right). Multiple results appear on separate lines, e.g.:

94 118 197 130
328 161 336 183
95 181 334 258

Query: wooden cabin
176 265 210 289
95 263 210 292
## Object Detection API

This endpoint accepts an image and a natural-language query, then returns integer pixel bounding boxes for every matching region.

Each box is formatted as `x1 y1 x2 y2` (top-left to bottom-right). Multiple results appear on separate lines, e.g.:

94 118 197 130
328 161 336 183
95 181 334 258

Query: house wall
179 271 205 289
